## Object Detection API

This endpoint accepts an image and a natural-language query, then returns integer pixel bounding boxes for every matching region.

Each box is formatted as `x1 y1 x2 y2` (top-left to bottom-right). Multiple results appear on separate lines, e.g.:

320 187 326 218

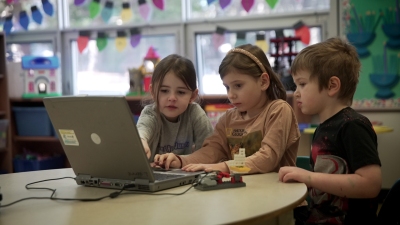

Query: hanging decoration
293 20 310 45
152 0 165 11
89 0 101 19
265 0 279 9
130 28 142 48
74 0 86 6
241 0 255 13
31 6 43 25
255 33 268 53
19 10 30 30
101 1 113 23
121 2 133 22
42 0 54 16
212 26 226 50
219 0 232 9
115 30 128 52
6 0 13 4
235 32 247 47
138 0 152 21
96 32 108 51
3 15 13 35
207 0 216 5
77 31 90 53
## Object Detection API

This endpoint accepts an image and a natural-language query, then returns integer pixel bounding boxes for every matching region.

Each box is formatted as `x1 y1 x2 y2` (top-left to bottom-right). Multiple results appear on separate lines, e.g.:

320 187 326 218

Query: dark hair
150 54 198 111
291 37 360 104
219 44 286 101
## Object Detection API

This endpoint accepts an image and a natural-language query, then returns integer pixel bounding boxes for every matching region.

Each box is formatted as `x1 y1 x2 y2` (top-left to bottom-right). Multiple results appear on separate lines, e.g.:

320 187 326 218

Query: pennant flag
96 32 108 51
212 26 226 49
3 15 13 35
152 0 165 10
144 46 160 60
266 0 279 9
255 33 268 53
220 0 232 9
294 20 310 45
115 30 127 52
19 11 30 30
235 32 247 47
121 2 133 22
138 0 152 21
130 28 142 48
77 31 90 53
241 0 255 12
101 1 113 23
74 0 86 6
42 0 54 16
207 0 216 5
89 0 101 19
31 6 43 25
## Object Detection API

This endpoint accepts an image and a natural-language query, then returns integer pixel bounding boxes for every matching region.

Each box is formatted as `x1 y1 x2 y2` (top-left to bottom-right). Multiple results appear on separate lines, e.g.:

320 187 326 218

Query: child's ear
190 88 199 103
260 73 270 91
327 76 341 96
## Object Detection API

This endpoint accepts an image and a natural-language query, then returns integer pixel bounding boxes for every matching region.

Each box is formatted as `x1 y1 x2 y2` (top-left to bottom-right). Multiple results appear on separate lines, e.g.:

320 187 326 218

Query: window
6 42 53 62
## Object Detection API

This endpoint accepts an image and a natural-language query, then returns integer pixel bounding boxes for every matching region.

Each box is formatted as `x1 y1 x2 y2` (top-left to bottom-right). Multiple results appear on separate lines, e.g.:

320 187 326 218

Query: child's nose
168 93 177 101
227 90 236 99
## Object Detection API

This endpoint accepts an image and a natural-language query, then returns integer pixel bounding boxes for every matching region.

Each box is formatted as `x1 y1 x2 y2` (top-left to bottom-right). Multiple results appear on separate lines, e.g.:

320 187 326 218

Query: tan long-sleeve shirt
180 99 300 174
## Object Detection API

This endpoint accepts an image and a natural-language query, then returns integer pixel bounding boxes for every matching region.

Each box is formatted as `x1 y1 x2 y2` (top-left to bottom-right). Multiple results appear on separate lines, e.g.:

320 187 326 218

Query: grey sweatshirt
137 103 214 161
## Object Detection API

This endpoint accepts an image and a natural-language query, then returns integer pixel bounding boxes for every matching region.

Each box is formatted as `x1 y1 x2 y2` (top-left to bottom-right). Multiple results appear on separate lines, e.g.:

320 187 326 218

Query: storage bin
13 107 52 136
13 155 65 172
0 119 9 149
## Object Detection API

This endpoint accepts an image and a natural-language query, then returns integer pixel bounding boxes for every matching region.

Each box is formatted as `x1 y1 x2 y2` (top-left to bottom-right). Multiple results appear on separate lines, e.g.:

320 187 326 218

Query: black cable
0 172 211 208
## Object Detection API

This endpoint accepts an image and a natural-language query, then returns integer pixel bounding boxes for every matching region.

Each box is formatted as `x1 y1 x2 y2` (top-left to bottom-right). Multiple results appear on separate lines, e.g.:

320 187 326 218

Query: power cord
0 172 210 208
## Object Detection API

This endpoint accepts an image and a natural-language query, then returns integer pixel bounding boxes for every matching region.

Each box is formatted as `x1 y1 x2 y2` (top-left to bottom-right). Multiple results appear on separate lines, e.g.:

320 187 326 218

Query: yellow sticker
59 129 79 146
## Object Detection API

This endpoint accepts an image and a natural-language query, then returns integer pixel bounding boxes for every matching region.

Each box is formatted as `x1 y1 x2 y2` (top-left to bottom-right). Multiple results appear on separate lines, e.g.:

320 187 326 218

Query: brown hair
291 37 360 104
219 44 286 101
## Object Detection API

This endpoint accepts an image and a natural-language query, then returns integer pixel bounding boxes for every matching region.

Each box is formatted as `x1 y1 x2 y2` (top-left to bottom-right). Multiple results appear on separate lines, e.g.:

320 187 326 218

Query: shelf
14 136 60 142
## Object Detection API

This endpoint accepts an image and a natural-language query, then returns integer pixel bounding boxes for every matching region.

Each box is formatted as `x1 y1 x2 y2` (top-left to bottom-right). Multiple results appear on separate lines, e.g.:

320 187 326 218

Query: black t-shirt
307 107 381 225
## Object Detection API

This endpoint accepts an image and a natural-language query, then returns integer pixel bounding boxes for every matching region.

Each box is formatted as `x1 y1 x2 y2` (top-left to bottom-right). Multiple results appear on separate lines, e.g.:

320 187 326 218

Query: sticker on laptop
59 129 79 146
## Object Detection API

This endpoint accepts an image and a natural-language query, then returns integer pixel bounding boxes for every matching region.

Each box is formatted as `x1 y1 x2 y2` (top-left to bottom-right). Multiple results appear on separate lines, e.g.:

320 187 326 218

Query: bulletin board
341 0 400 110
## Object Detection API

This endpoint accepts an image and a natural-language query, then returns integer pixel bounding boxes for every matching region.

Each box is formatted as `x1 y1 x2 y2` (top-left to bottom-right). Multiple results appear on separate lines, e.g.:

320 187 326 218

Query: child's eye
234 84 242 88
178 91 186 95
224 86 230 91
160 89 169 93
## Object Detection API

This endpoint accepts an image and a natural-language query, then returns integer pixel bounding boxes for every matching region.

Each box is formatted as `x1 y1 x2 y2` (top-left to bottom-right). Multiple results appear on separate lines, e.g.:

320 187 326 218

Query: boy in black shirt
279 37 381 224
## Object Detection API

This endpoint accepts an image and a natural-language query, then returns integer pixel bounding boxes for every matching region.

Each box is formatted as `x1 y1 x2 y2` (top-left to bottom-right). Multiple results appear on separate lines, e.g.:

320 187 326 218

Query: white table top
0 169 307 225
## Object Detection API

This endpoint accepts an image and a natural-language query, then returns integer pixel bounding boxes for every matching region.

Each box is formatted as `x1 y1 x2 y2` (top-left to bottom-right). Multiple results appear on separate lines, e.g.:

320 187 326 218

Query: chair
378 178 400 225
296 156 311 171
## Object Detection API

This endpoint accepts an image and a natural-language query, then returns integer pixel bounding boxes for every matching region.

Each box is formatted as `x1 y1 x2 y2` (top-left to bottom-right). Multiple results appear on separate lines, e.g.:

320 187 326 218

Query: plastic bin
205 104 234 128
13 155 65 172
13 107 52 136
0 119 9 149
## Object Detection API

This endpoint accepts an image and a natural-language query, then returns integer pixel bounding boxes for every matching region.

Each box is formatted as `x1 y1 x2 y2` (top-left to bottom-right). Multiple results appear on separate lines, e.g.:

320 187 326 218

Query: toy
21 56 61 98
128 67 144 95
195 171 246 191
229 148 251 173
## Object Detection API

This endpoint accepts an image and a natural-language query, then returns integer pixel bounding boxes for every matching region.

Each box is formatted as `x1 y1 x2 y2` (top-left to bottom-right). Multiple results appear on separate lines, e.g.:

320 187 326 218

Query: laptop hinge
76 174 91 179
134 179 150 185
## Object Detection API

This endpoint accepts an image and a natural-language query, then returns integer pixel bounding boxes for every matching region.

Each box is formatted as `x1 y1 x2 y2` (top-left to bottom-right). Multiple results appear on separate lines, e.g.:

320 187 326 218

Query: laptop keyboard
153 173 185 181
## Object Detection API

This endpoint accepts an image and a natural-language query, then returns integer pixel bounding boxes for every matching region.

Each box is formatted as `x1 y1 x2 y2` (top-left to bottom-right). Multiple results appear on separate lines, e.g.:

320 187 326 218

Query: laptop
43 95 203 192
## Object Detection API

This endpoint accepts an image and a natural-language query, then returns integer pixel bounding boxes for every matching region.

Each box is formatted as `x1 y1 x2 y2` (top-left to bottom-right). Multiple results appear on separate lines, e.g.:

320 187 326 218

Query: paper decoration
138 0 152 21
255 34 268 53
265 0 279 9
77 31 90 53
31 6 43 25
42 0 54 16
130 28 142 48
3 15 13 35
19 11 30 30
96 32 108 51
101 1 113 23
235 32 247 47
121 2 133 22
6 0 13 4
241 0 255 13
207 0 216 5
89 0 101 19
219 0 232 9
152 0 165 10
74 0 85 6
115 30 128 52
212 26 226 49
293 20 310 45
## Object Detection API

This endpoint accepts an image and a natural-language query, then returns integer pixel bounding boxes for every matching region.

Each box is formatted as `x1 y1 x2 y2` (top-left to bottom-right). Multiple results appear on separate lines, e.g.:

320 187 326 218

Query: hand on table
278 166 312 187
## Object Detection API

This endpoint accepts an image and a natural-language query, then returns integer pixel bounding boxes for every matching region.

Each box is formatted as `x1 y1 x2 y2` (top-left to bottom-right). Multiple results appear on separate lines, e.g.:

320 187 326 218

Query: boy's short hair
291 37 360 104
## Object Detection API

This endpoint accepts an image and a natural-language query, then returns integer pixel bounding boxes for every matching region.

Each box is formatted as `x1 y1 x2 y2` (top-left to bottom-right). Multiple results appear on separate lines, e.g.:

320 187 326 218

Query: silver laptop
43 95 203 192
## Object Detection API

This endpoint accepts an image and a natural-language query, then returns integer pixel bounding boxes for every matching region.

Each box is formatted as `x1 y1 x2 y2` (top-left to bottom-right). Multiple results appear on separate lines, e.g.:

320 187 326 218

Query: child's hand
278 166 312 187
153 153 181 170
141 139 151 159
182 164 213 172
